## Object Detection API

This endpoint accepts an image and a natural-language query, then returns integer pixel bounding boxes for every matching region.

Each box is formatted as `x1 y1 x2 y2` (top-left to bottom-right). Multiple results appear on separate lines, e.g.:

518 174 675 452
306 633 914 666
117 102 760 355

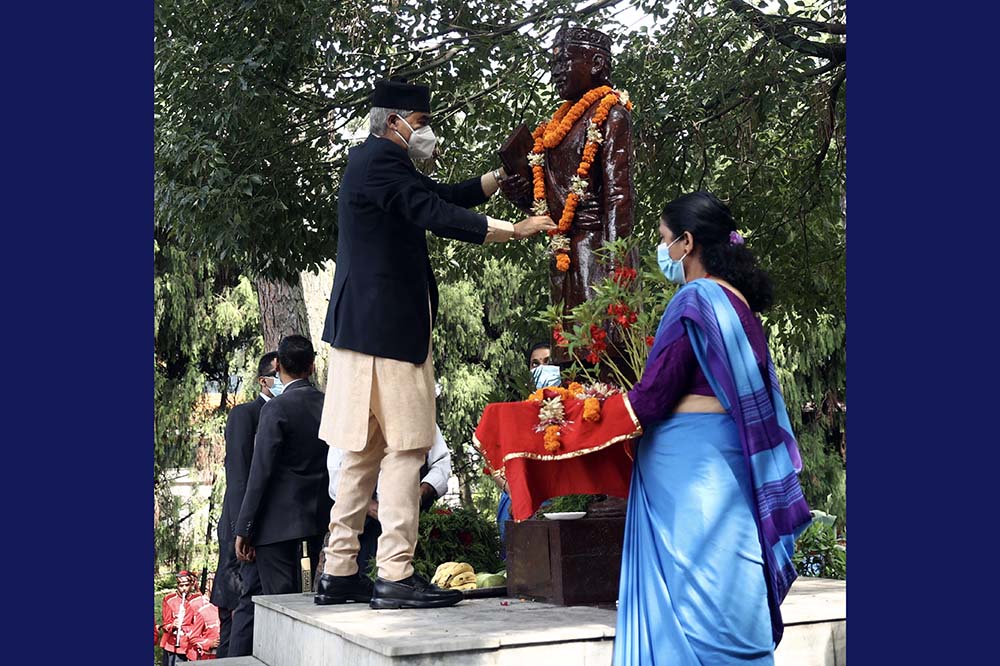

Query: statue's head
551 25 613 100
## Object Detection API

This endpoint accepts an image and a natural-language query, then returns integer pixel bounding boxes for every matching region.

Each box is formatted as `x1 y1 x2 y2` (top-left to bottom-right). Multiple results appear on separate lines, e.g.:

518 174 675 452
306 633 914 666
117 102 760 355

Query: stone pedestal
505 517 625 606
208 577 845 666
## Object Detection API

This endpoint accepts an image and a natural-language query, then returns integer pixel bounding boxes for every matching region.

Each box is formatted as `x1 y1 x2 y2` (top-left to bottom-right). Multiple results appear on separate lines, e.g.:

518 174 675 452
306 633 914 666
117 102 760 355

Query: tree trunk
299 260 336 390
459 471 474 509
254 275 311 352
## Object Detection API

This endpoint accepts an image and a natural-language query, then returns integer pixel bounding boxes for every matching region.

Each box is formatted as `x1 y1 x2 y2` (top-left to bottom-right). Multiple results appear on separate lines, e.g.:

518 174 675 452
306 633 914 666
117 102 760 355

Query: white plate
542 511 587 520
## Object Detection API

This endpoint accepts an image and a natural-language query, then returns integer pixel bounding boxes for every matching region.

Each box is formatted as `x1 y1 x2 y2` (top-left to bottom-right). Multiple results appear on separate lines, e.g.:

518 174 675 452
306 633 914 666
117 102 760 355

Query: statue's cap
371 77 431 113
556 25 612 53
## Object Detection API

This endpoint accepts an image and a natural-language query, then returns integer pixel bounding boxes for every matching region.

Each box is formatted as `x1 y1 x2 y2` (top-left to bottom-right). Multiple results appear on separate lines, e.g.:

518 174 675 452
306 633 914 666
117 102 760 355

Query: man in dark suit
235 335 333 595
210 351 278 657
314 78 555 610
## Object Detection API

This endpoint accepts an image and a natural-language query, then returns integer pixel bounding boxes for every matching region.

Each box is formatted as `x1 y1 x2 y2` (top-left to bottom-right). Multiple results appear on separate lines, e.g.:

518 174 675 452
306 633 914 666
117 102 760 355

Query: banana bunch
431 562 478 591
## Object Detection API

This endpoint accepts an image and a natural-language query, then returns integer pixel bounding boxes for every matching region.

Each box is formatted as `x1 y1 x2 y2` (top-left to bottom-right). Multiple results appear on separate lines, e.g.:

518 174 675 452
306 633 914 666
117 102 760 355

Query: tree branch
781 14 846 36
422 0 624 47
814 68 846 172
724 0 846 64
796 59 841 80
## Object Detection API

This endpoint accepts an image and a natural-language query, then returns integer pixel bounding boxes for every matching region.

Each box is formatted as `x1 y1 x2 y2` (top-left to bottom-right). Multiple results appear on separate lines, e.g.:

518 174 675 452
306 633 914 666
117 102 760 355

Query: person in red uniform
158 571 208 664
186 601 221 660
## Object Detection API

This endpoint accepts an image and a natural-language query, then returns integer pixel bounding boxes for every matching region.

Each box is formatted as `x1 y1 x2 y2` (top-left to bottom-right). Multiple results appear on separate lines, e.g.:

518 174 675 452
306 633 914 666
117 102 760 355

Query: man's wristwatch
492 168 504 183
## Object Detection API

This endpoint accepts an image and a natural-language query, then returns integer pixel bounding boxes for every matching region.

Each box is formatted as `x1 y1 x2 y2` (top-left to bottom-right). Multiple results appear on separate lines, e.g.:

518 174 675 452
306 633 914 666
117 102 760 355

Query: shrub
412 508 504 580
793 519 846 580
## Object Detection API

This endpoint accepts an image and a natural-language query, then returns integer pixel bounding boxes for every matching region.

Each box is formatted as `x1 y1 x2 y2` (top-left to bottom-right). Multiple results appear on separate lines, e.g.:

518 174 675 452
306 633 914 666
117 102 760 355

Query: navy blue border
3 4 153 662
5 1 996 662
850 2 995 662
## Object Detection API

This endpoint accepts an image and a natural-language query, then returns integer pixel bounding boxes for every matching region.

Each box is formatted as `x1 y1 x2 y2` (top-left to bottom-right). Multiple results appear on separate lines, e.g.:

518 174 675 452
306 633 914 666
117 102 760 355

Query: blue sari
614 280 812 665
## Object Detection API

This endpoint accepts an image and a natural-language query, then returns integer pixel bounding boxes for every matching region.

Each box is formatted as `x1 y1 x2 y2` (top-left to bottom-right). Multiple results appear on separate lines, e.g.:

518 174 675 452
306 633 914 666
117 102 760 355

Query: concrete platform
246 577 844 665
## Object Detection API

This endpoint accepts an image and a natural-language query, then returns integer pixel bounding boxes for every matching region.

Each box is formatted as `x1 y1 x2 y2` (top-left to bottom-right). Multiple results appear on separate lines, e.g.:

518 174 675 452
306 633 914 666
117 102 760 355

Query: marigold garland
528 86 633 273
543 425 562 453
528 381 620 452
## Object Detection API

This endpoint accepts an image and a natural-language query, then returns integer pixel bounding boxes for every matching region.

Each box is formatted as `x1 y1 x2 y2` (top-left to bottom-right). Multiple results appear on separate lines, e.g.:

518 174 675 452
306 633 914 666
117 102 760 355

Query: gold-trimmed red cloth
474 393 642 520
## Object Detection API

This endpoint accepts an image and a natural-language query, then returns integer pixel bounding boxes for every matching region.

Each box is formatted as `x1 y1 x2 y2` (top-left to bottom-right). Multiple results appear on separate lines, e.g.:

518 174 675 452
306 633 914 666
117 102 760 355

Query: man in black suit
235 335 333 595
210 351 278 657
314 78 555 610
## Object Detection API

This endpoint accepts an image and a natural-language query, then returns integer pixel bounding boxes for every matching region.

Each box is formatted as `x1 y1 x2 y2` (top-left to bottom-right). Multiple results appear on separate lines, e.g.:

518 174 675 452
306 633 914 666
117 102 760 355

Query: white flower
570 175 589 196
549 235 570 253
527 153 545 167
538 397 565 423
583 382 618 400
617 89 631 107
587 124 604 144
532 199 550 216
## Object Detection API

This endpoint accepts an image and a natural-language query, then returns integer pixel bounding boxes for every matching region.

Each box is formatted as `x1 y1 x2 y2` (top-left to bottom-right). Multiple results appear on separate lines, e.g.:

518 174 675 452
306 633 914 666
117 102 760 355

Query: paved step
245 577 844 665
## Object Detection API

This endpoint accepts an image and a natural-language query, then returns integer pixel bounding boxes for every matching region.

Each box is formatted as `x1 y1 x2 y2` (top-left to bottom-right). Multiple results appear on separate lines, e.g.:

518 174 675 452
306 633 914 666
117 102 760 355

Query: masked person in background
488 342 560 558
212 351 277 657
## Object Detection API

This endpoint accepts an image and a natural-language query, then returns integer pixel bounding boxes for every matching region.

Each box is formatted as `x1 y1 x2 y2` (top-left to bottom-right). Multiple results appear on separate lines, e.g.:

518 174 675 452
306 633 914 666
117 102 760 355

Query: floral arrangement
529 86 633 273
526 381 621 453
539 236 676 389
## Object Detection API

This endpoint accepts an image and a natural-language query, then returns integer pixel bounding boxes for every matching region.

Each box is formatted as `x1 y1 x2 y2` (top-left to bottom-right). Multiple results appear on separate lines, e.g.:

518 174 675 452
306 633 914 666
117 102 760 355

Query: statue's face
551 42 608 100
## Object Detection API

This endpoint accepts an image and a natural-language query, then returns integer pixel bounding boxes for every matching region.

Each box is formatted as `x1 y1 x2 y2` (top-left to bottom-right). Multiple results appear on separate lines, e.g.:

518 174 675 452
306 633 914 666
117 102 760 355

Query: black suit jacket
321 135 490 364
235 380 333 546
211 395 265 609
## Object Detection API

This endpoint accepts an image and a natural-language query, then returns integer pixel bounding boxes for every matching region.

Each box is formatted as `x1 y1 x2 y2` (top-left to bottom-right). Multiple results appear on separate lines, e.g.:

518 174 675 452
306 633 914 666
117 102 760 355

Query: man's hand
235 535 255 562
498 174 532 210
366 499 380 521
419 482 439 512
514 215 557 239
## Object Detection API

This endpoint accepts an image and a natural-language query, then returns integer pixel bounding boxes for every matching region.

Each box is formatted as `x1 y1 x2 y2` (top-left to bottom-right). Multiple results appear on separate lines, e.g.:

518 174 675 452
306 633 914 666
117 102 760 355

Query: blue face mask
531 364 562 389
269 374 285 397
657 237 688 285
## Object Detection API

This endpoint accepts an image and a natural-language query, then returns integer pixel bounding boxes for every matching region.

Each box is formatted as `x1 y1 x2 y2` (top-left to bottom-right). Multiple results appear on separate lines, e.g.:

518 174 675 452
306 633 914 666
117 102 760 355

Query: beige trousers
320 341 436 581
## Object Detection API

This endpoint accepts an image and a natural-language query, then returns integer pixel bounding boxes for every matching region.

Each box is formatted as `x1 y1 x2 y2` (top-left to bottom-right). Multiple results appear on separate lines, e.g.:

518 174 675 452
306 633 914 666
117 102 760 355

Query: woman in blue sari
611 192 812 665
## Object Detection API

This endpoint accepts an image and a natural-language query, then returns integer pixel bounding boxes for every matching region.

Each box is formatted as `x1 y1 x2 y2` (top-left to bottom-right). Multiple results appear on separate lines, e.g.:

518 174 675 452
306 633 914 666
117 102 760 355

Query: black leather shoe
369 573 463 609
313 572 373 605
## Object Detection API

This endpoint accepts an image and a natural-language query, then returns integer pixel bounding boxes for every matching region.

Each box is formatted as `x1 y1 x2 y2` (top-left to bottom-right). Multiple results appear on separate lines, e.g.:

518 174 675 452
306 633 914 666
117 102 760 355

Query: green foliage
535 494 594 515
794 519 846 580
154 239 264 572
795 427 846 530
433 253 550 504
412 508 505 580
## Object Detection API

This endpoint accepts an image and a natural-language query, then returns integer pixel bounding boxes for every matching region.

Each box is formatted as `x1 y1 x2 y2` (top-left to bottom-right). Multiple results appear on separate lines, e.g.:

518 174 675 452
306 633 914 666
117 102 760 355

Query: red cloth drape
474 393 642 520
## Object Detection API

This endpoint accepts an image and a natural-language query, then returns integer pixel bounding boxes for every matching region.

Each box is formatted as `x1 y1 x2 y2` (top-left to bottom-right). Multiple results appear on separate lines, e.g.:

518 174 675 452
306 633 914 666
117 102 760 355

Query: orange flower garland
529 87 634 272
528 381 619 452
543 425 562 453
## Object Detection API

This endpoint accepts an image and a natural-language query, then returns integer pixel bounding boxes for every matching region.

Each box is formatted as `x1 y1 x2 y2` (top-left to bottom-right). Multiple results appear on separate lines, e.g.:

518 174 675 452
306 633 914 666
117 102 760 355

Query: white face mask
394 116 437 161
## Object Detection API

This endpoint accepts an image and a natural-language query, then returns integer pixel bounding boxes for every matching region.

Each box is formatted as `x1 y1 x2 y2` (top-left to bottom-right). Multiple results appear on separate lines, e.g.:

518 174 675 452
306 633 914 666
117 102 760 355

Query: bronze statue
501 25 636 366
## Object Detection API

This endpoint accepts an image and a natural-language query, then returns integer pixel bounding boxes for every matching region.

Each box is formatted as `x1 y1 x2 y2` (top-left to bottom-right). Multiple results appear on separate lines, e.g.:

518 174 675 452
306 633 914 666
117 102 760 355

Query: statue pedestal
505 517 625 606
